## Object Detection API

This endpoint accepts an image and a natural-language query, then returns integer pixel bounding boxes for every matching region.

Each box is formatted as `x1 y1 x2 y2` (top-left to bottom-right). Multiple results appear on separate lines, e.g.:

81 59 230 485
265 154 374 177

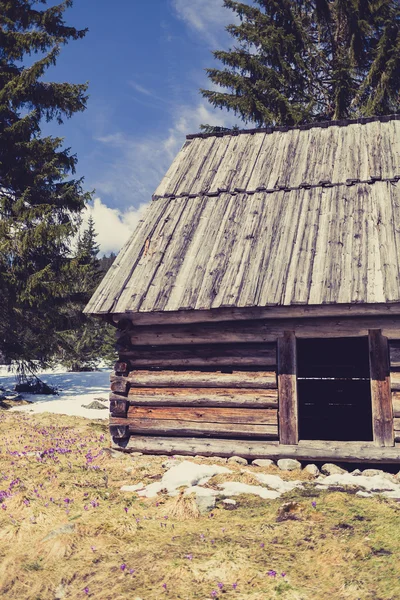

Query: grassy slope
0 412 399 599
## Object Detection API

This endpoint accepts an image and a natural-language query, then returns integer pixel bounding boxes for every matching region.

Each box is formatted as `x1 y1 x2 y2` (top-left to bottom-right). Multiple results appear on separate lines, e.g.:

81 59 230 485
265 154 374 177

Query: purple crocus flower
211 592 218 598
267 570 277 577
217 582 223 589
83 587 89 595
162 583 167 590
120 564 126 571
281 572 286 578
232 582 238 590
312 501 317 508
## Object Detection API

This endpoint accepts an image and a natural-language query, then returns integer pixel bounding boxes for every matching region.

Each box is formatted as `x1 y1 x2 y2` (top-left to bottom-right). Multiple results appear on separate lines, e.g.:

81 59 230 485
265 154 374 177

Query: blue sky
42 0 239 254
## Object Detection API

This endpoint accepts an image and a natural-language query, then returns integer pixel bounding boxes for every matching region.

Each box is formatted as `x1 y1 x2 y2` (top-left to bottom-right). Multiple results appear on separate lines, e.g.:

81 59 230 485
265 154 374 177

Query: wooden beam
369 330 394 447
122 316 400 345
118 387 278 408
110 416 278 439
390 342 400 367
111 302 400 327
392 390 400 417
278 332 298 445
118 343 276 368
112 436 400 463
127 405 277 424
113 370 277 389
390 371 400 390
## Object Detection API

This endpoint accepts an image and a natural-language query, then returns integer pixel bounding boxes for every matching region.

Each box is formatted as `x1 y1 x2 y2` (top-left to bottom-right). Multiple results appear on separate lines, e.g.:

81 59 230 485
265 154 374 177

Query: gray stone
222 498 237 510
81 400 108 410
227 456 248 466
303 464 320 477
277 459 301 471
42 523 75 542
195 490 216 514
362 469 385 477
321 463 347 475
252 459 275 468
351 469 362 476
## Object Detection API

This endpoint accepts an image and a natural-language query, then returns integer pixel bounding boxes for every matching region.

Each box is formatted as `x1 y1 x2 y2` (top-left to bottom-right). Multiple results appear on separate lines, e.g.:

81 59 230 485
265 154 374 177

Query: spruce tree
58 218 116 372
0 1 91 369
202 0 400 126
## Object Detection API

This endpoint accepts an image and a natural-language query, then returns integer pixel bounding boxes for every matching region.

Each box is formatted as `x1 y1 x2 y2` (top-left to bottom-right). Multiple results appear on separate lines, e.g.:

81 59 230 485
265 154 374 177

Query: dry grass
0 411 399 599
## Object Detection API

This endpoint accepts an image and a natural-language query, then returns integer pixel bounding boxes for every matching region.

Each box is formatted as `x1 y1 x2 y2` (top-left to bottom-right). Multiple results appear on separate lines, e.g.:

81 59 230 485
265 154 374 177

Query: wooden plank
390 341 400 367
390 371 400 390
369 330 394 447
112 436 400 463
124 316 400 345
118 343 277 367
126 387 278 407
127 406 277 424
392 390 400 416
278 332 298 445
110 417 278 439
113 303 400 326
110 388 278 408
119 370 277 389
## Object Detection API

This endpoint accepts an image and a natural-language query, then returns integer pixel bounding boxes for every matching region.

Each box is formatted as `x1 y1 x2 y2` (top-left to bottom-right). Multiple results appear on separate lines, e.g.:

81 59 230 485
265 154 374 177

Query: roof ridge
186 113 400 140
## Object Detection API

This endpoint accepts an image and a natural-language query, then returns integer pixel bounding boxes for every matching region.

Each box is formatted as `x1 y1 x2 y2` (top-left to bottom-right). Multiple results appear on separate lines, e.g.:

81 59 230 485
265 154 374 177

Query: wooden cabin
85 114 400 464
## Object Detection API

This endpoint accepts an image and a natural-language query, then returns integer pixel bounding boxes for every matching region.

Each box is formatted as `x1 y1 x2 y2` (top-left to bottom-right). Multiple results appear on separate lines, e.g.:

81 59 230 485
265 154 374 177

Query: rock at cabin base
351 469 362 476
277 459 301 471
362 469 385 477
303 464 320 477
321 463 347 475
227 456 248 466
252 459 275 468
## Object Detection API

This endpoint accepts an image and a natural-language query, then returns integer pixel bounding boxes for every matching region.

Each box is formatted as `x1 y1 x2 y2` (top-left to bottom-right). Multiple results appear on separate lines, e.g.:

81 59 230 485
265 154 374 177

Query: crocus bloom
232 583 238 589
312 501 317 508
162 583 167 590
120 564 126 571
217 582 223 589
267 570 277 577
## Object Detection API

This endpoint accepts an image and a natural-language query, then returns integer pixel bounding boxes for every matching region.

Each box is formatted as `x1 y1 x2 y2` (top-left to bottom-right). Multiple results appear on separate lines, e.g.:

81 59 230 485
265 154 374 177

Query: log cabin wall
109 317 400 461
389 341 400 444
110 319 279 446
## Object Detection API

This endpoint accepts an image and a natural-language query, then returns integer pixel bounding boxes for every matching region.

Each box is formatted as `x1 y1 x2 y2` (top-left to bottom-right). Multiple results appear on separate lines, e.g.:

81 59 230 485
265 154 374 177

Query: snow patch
218 482 281 500
134 461 231 498
0 366 110 419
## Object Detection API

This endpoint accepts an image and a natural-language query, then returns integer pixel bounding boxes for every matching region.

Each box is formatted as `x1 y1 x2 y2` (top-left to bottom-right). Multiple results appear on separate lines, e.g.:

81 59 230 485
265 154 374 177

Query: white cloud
82 197 148 255
94 99 233 210
172 0 238 46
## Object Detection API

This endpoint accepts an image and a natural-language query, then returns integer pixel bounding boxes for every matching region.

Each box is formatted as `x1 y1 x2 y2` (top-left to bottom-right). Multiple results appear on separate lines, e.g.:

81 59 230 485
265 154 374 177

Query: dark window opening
297 338 373 442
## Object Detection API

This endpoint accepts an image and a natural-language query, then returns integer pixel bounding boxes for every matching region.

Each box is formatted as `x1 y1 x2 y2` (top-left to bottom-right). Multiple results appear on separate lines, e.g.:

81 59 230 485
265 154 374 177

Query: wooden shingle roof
85 115 400 315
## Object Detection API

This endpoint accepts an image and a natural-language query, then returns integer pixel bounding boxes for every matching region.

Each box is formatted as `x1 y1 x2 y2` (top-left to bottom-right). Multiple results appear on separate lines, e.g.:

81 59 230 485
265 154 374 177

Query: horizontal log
391 371 400 390
392 391 400 417
109 389 278 408
394 417 400 440
124 387 278 408
113 436 400 463
110 397 128 418
127 405 277 425
390 342 400 367
112 302 400 327
119 343 276 367
110 417 278 439
118 370 277 389
123 317 400 345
